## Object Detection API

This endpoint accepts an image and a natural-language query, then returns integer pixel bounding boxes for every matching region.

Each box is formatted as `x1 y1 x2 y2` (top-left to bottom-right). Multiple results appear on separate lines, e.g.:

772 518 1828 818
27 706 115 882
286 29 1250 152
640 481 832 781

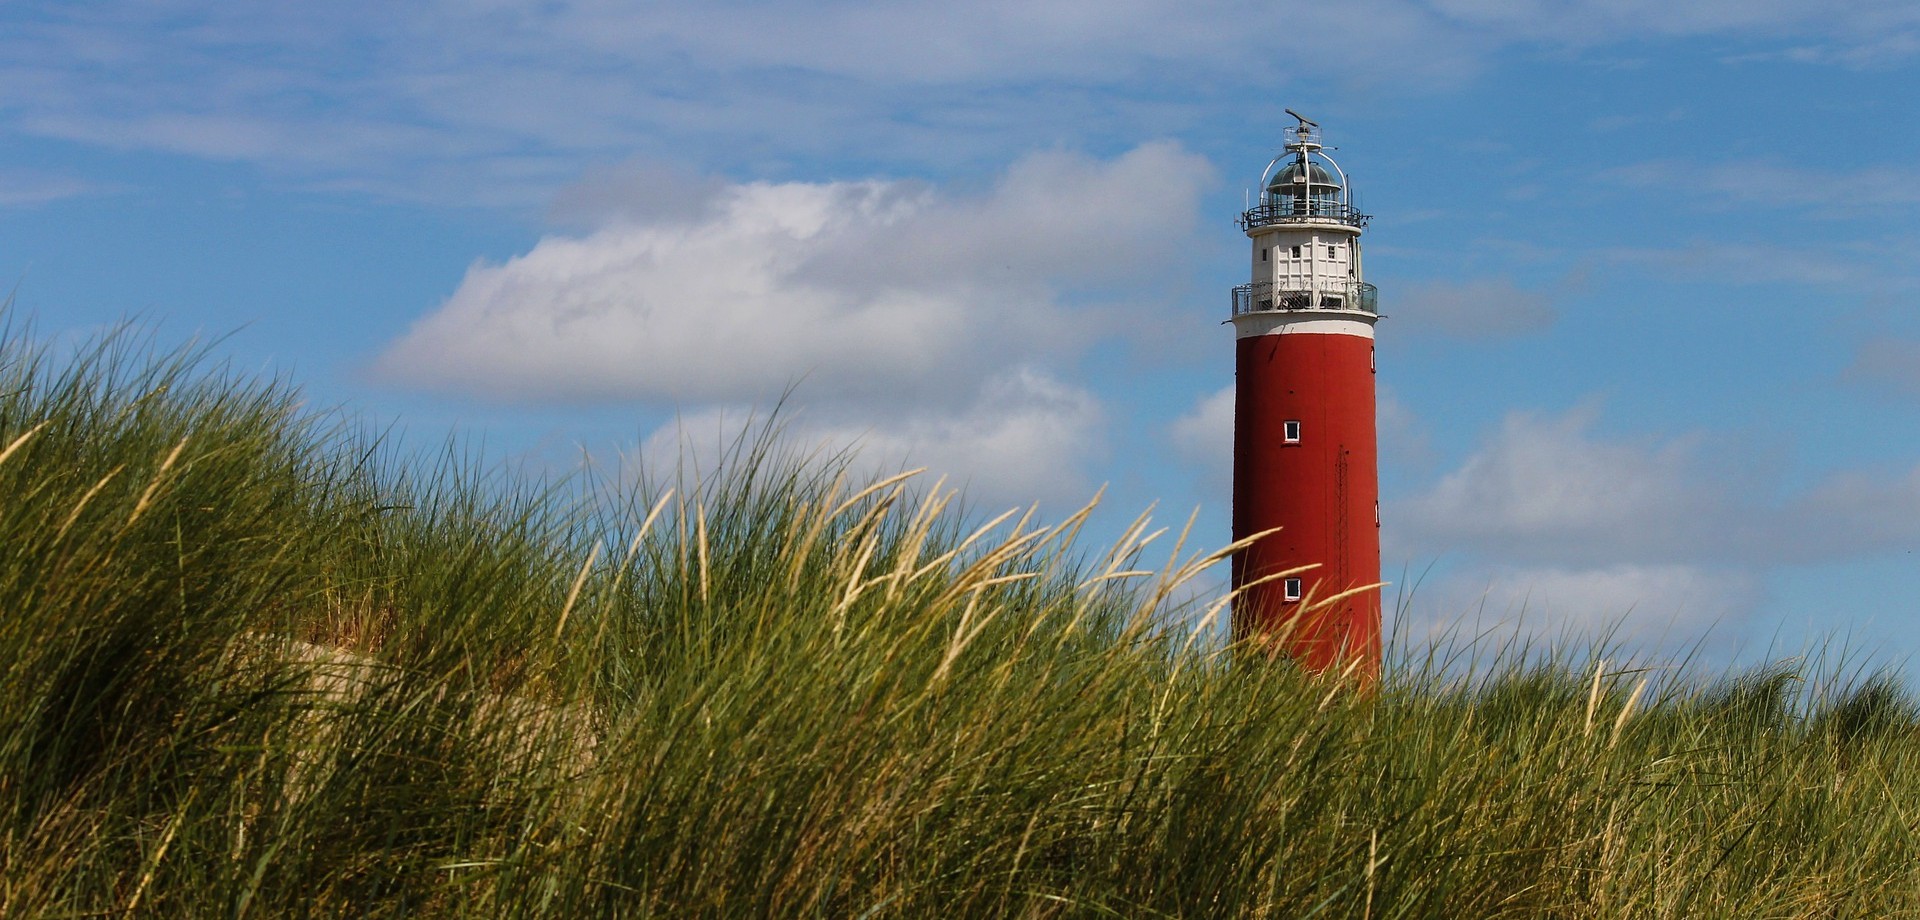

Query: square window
1290 245 1301 258
1283 578 1303 602
1283 420 1301 443
1327 245 1336 258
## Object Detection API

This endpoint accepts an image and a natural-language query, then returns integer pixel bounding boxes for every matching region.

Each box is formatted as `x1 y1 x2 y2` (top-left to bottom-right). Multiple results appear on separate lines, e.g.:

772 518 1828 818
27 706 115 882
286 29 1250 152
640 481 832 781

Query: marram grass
4 323 1920 918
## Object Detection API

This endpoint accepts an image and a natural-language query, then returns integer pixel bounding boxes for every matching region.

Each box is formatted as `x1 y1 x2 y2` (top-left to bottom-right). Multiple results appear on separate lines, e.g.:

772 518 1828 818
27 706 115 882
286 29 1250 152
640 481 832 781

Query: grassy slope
4 323 1920 918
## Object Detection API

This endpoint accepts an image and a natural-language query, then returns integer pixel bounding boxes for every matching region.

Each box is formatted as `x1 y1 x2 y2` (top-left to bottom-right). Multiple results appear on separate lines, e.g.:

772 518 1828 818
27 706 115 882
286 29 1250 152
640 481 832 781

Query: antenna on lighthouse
1284 109 1320 149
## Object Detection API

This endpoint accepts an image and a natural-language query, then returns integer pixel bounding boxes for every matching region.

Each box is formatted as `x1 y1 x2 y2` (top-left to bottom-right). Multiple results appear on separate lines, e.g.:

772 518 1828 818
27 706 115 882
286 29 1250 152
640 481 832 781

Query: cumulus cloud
1168 385 1234 482
1174 387 1920 608
1387 407 1775 645
638 368 1105 509
1406 562 1760 649
1396 407 1726 564
1395 403 1920 570
375 146 1204 506
376 142 1211 407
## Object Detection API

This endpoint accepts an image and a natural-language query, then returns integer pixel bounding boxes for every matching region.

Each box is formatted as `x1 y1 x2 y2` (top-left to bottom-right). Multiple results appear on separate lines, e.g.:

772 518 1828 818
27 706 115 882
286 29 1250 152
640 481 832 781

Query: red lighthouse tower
1230 111 1381 678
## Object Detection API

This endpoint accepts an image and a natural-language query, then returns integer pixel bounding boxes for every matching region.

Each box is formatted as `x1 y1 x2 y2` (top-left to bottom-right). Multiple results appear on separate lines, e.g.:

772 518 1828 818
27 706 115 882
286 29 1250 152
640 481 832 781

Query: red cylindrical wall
1232 329 1381 676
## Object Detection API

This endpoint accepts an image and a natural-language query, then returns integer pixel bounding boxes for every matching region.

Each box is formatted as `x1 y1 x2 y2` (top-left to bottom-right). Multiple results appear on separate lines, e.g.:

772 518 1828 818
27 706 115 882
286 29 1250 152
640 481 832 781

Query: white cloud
1394 403 1920 570
1396 406 1728 564
1403 562 1760 650
375 142 1211 407
638 368 1105 509
376 146 1199 507
1169 384 1233 481
1382 406 1790 650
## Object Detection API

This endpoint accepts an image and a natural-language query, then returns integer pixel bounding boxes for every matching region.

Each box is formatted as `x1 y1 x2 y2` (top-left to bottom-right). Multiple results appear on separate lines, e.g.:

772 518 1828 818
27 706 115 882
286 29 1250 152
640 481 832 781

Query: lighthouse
1229 111 1381 678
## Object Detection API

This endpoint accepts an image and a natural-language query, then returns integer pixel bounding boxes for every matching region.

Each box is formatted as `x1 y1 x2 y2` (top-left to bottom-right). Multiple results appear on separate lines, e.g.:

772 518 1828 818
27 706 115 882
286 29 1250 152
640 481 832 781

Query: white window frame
1283 420 1301 443
1283 578 1303 602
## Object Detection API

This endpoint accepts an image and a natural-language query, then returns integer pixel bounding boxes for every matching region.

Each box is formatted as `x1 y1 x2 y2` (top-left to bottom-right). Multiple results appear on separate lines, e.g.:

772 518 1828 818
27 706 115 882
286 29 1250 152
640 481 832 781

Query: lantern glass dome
1266 157 1338 192
1237 117 1370 231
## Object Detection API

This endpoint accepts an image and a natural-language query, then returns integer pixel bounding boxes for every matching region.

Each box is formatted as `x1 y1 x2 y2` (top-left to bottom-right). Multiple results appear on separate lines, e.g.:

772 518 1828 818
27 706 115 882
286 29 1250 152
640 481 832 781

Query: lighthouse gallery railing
1232 280 1378 316
1239 199 1370 231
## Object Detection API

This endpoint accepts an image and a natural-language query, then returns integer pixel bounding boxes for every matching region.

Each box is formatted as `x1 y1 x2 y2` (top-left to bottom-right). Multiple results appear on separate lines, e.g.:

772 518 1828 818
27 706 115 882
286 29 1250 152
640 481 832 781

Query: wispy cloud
4 1 1914 200
0 170 100 207
1428 0 1920 48
1605 158 1920 214
1597 240 1885 286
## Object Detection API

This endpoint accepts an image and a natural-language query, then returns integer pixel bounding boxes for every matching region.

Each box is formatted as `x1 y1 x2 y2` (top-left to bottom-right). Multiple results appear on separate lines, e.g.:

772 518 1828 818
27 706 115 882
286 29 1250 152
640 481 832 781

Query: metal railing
1231 281 1378 316
1239 198 1370 230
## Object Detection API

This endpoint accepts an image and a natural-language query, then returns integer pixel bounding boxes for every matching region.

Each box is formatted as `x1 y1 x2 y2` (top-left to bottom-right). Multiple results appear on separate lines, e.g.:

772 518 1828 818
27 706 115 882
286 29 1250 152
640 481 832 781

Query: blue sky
8 1 1920 670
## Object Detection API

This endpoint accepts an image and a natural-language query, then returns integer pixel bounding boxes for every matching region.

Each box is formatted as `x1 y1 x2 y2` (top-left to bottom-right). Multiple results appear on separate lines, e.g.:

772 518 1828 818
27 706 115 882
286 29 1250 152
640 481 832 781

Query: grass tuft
2 319 1918 917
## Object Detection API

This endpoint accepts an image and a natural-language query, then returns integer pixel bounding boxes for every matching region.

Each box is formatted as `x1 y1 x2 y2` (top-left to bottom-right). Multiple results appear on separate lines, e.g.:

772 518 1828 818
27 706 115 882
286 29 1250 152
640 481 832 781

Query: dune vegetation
5 319 1920 918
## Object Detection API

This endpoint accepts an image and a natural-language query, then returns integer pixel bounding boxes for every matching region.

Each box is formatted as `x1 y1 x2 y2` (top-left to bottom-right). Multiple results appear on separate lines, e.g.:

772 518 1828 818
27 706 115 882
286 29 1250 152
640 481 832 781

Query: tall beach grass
4 320 1920 917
